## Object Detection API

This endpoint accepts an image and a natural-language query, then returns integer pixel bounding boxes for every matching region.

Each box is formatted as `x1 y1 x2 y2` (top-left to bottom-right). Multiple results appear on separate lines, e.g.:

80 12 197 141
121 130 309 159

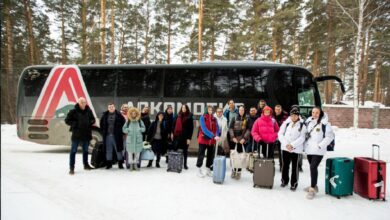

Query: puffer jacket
251 107 280 144
304 113 335 156
278 118 307 154
229 114 250 143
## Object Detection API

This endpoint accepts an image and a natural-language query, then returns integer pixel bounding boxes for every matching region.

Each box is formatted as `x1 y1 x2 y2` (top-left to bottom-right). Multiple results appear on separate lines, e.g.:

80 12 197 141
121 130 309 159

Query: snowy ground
1 124 389 220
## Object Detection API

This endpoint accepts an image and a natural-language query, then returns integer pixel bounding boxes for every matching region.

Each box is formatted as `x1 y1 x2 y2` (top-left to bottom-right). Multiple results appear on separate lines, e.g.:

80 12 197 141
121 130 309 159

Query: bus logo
32 65 97 120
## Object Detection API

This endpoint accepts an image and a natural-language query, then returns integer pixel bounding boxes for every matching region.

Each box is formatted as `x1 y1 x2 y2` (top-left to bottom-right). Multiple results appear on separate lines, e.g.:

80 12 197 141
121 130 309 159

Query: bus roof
22 61 307 70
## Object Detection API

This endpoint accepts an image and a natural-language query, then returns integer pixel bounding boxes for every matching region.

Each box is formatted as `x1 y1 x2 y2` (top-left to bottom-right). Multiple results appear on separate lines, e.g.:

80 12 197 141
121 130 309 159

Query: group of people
65 97 334 200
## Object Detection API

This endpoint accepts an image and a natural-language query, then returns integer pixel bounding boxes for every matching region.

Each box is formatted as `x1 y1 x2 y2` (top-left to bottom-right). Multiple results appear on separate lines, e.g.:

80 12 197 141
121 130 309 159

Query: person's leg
281 150 291 186
196 144 206 168
155 140 162 167
290 153 299 190
69 140 79 173
205 145 215 169
135 153 141 170
298 155 303 172
276 141 282 171
81 141 91 169
309 155 323 188
183 141 189 169
105 135 114 168
267 143 275 159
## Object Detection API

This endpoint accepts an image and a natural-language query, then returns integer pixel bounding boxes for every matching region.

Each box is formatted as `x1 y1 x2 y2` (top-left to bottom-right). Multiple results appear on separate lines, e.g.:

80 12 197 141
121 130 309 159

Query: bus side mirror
314 76 345 93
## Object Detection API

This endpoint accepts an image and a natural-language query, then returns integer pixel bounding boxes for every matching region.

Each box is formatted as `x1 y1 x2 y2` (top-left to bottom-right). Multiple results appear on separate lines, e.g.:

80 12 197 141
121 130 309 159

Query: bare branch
364 2 386 19
335 0 359 28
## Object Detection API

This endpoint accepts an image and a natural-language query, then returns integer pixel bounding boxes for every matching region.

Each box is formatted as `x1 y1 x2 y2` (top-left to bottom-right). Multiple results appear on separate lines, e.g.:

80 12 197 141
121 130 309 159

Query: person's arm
186 115 194 140
277 122 288 148
318 124 335 149
139 120 146 133
251 119 261 142
65 110 75 127
200 115 214 139
291 124 306 149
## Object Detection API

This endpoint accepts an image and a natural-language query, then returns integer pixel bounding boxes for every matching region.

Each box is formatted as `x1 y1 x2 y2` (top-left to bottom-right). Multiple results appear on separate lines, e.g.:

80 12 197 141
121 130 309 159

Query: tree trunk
360 31 371 105
60 0 67 64
144 1 150 64
373 47 382 103
110 0 115 64
167 9 171 64
211 28 215 61
313 49 319 77
4 0 15 123
272 27 277 62
81 0 87 64
23 0 35 65
325 0 336 104
100 0 106 64
352 0 364 128
337 46 348 102
198 0 203 62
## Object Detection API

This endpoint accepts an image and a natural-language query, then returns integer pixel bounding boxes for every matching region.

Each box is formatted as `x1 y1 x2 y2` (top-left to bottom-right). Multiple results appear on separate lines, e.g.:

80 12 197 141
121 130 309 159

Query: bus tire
89 130 102 154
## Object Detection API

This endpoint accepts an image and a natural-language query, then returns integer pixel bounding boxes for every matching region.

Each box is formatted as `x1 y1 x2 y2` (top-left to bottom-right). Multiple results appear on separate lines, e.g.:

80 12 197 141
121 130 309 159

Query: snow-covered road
1 125 389 220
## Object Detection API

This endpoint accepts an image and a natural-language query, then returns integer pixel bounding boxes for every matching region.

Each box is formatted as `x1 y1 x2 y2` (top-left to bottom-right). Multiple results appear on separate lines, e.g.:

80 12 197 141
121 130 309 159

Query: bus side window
164 68 211 98
82 69 116 96
117 69 162 97
23 69 50 96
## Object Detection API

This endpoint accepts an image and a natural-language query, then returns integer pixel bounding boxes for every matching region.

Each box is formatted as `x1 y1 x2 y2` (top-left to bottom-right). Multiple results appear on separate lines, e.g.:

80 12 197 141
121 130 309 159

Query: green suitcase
325 157 354 199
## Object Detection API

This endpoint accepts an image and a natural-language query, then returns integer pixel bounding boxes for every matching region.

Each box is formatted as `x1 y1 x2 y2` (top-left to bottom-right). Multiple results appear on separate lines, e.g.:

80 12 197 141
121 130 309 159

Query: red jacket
251 107 280 144
198 113 220 146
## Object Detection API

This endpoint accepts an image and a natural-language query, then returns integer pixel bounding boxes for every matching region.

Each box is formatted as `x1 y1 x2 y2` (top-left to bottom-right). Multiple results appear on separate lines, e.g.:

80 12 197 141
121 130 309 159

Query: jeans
69 140 89 168
105 134 123 161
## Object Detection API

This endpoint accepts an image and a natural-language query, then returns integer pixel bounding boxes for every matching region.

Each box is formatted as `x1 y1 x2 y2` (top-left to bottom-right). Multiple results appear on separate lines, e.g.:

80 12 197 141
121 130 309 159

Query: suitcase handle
372 144 380 160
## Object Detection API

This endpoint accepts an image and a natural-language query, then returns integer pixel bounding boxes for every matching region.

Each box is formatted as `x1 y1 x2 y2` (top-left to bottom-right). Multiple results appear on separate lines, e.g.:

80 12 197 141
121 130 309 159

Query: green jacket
123 120 145 153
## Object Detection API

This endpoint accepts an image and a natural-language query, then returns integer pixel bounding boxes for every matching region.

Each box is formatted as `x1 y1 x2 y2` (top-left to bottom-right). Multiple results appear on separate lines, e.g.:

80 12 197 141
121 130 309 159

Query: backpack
321 124 335 151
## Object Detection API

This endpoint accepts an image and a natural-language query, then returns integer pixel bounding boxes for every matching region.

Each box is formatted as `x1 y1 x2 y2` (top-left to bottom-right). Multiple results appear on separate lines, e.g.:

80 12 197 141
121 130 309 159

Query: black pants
281 150 300 187
196 144 215 169
258 141 275 159
176 138 189 166
307 155 324 188
151 139 163 163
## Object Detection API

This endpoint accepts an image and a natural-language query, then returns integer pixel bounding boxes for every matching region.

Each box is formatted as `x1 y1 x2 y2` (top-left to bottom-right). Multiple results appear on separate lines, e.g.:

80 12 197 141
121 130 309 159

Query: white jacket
304 113 335 156
214 113 228 146
278 118 307 154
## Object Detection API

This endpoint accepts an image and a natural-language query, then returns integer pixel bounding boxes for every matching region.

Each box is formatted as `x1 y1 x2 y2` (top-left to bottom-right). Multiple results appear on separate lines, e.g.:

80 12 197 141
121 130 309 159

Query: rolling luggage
354 144 386 201
253 143 275 189
247 140 258 173
325 157 354 199
91 142 106 168
167 150 183 173
213 144 226 184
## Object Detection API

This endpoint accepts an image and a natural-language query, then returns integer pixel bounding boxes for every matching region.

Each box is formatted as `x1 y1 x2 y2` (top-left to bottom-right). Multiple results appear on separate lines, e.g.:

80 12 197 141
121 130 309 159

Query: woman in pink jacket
251 106 280 159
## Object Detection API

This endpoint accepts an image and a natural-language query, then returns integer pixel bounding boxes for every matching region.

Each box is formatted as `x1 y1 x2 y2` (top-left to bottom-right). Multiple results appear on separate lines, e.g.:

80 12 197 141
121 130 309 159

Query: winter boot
304 186 318 193
306 187 316 199
147 160 153 168
205 168 212 177
183 156 188 170
69 167 75 175
231 170 236 179
235 172 241 180
156 161 160 168
166 156 169 164
106 161 112 169
118 160 124 169
197 168 205 178
84 164 93 170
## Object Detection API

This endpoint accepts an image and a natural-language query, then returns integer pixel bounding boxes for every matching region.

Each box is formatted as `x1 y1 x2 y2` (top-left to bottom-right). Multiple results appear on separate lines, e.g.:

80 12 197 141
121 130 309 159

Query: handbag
246 140 258 173
140 148 155 160
230 143 247 169
143 141 152 149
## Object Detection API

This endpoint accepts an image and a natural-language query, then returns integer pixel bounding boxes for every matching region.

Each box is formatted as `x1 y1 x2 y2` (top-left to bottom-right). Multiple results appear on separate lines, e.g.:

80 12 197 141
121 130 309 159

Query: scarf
174 112 188 137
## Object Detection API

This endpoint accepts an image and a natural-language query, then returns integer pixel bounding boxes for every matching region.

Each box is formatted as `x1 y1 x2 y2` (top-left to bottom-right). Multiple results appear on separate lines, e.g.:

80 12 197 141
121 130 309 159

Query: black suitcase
91 142 106 168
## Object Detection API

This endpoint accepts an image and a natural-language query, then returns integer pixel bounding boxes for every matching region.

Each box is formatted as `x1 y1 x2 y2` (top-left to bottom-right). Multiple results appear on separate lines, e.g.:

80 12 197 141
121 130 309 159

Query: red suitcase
354 144 386 201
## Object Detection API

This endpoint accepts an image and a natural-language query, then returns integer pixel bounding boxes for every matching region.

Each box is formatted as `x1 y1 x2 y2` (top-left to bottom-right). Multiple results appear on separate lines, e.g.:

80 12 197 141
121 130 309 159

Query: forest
1 0 389 123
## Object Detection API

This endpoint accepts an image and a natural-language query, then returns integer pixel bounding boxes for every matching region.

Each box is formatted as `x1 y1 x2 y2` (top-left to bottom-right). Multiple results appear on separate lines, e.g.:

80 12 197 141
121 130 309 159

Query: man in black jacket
65 97 95 175
100 103 126 169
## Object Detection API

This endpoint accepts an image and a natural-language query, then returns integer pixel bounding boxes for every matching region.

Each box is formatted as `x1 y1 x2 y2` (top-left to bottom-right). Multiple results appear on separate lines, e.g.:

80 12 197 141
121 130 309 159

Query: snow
1 124 389 220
